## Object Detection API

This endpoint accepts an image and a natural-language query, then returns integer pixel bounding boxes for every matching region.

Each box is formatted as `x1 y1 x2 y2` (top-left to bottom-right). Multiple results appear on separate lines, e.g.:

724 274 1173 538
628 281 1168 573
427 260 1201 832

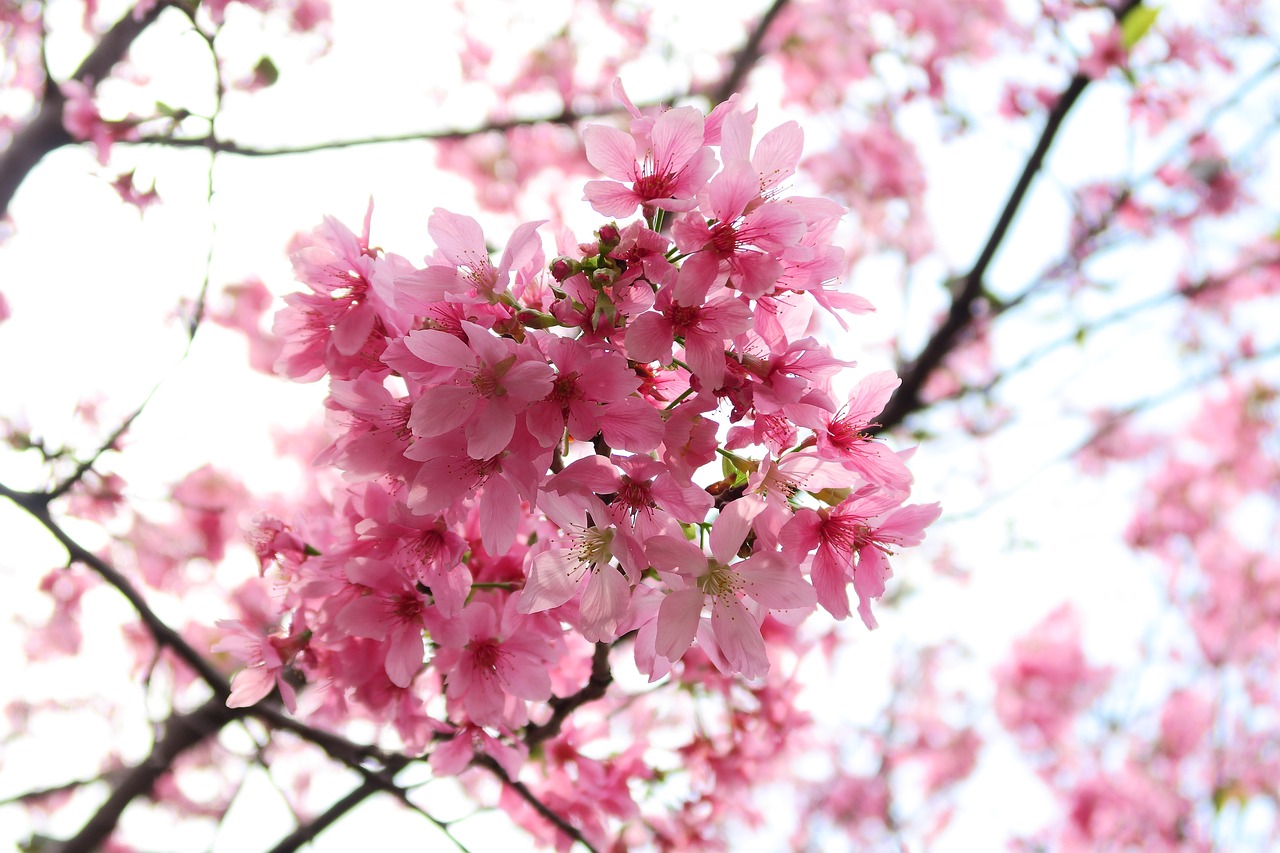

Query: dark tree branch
265 777 382 853
473 753 599 853
48 697 238 853
0 2 169 219
43 401 148 504
127 107 593 158
704 0 790 106
1 480 233 692
0 775 111 808
524 642 613 749
0 479 420 849
875 0 1145 435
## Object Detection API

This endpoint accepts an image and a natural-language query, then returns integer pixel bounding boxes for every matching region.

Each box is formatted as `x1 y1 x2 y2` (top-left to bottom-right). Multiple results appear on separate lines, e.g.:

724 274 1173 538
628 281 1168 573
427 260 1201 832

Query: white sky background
2 0 1279 849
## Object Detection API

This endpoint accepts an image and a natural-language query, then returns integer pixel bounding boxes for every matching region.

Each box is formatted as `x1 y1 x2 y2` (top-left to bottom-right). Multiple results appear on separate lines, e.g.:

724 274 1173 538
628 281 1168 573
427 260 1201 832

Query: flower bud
550 257 576 281
517 309 561 329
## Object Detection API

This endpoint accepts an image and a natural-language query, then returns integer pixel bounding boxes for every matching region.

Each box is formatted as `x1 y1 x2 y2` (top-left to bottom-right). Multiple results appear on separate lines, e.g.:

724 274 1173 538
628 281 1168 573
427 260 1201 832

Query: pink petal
646 535 706 574
409 386 476 436
502 360 555 402
583 180 642 218
848 370 901 424
479 473 520 555
655 588 704 662
498 652 552 702
385 624 425 687
623 312 673 365
332 301 376 356
711 597 769 679
429 734 476 776
753 121 803 189
396 265 465 307
707 161 758 222
580 565 630 643
519 549 579 614
650 106 705 172
429 208 486 266
497 219 547 277
718 110 753 163
812 546 852 620
465 401 514 460
403 328 477 368
708 498 763 564
226 666 276 708
583 124 638 180
600 397 664 453
735 554 817 610
336 596 392 640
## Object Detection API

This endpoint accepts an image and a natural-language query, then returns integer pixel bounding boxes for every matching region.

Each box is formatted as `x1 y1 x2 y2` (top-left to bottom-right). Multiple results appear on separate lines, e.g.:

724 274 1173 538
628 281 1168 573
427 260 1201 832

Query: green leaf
1120 5 1160 50
253 56 280 87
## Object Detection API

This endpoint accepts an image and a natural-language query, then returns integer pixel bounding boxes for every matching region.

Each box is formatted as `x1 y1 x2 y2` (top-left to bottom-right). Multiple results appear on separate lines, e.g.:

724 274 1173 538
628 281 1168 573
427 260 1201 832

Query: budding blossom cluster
218 90 938 741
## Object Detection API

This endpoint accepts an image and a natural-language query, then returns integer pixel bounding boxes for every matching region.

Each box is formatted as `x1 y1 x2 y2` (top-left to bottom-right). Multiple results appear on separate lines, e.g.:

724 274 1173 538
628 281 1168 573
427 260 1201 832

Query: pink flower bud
550 257 575 281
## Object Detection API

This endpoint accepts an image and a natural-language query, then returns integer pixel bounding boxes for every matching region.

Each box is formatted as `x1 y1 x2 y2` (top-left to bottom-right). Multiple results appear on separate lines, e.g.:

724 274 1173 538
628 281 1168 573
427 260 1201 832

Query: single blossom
583 106 717 217
648 498 816 678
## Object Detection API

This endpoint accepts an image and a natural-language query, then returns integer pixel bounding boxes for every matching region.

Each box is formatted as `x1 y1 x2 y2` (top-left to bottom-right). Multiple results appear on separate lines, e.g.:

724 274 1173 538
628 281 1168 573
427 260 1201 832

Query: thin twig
473 753 599 853
44 400 150 503
264 777 384 853
1 479 233 692
0 775 111 807
127 109 587 157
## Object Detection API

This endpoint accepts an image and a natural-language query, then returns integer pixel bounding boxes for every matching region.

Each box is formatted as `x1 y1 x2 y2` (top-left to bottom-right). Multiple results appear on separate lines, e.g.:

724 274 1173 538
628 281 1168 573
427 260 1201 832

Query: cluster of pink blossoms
218 90 938 737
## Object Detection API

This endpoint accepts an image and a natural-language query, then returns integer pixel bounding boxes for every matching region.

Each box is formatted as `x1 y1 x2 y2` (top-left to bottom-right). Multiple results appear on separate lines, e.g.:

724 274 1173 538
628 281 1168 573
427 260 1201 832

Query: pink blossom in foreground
433 601 556 728
583 105 717 217
782 486 940 627
335 559 430 688
625 262 754 392
816 370 914 490
212 619 298 711
649 499 816 678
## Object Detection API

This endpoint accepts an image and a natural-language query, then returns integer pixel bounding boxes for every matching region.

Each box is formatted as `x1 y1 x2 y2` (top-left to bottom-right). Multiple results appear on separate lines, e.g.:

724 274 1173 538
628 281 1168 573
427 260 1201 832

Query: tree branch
1 480 233 693
47 697 238 853
128 0 793 161
704 0 790 106
0 2 169 219
128 108 589 157
473 753 599 853
875 0 1145 435
264 777 383 853
523 642 613 749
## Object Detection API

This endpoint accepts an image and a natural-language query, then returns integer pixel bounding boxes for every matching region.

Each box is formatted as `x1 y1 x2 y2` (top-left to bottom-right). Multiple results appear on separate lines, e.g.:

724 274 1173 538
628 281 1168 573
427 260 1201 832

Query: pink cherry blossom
583 105 717 217
649 498 816 678
781 485 940 627
335 559 430 688
433 600 556 728
400 321 553 460
626 262 754 391
212 619 298 711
